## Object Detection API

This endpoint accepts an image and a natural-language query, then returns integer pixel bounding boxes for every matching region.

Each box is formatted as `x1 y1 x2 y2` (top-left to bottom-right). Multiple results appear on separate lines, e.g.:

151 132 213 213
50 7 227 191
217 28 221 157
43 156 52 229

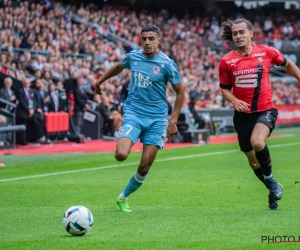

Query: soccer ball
62 205 93 236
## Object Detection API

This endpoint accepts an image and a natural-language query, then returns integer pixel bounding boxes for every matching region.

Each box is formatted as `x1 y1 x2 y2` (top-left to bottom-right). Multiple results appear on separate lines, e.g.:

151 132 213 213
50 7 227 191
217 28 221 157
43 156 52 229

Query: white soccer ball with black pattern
62 205 93 236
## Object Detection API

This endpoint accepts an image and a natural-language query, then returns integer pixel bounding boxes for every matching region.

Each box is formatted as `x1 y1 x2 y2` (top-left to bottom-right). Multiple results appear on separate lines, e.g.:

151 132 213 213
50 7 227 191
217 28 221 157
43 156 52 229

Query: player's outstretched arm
284 59 300 82
95 62 125 95
168 82 185 139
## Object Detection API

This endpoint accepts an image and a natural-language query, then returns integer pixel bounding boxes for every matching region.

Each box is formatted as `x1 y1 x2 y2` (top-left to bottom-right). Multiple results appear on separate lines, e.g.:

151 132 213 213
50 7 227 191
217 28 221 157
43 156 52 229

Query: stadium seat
44 112 69 133
44 113 54 133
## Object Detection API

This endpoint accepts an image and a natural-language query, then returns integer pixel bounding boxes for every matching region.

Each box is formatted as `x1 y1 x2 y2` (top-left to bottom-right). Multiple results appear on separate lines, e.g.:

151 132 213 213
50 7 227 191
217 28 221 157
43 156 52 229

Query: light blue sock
121 172 147 198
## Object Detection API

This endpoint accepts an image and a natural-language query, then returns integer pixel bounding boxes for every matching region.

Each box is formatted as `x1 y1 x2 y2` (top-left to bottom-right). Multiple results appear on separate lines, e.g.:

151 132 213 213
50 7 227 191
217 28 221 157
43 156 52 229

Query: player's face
141 31 161 58
231 22 253 48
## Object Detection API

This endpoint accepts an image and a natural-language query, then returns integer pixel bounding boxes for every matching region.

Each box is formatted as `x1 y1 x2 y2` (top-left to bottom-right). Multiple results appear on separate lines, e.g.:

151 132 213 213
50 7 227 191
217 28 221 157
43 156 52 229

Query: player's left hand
167 123 178 142
95 83 105 95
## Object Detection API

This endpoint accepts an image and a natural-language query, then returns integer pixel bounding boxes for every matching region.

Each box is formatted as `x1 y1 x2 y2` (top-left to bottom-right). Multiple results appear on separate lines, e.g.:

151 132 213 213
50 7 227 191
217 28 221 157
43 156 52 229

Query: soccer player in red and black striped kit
219 19 300 210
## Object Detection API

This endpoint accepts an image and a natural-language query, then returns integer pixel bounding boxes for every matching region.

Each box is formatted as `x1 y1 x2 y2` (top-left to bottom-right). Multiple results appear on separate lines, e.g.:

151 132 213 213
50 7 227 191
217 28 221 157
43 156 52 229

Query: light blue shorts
117 115 168 149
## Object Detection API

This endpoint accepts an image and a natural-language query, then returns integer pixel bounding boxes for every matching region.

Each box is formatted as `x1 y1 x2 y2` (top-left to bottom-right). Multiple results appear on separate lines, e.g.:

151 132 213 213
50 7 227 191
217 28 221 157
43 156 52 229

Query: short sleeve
268 46 287 66
219 59 232 89
166 61 181 84
121 54 131 69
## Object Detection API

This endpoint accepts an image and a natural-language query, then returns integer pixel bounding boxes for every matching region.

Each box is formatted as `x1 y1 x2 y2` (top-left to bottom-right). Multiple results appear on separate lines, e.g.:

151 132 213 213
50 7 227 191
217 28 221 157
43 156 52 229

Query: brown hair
221 18 253 42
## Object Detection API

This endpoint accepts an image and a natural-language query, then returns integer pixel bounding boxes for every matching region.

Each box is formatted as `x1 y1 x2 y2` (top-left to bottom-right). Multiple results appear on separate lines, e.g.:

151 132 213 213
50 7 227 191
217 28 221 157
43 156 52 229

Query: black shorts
233 108 278 152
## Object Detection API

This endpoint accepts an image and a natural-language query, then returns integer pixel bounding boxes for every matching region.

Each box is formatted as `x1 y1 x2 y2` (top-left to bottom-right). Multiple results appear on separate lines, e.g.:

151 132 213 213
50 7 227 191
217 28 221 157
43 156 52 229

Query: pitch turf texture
1 128 300 250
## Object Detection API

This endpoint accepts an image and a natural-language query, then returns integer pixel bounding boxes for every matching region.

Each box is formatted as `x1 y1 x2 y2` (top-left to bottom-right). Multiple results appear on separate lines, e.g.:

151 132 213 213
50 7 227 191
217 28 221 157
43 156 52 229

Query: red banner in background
277 105 300 124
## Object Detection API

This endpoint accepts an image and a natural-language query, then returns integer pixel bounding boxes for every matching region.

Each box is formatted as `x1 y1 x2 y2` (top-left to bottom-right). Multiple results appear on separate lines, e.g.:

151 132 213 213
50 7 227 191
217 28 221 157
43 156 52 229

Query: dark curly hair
221 19 253 42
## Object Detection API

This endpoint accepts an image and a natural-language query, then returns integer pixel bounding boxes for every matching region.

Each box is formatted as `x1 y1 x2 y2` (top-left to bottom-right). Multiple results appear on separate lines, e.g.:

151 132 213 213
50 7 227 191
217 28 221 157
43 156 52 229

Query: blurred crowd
0 0 300 144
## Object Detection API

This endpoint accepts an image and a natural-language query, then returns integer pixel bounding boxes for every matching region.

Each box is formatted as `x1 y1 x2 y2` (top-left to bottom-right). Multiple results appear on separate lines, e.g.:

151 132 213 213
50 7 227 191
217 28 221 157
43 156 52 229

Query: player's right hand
233 98 250 112
167 123 178 142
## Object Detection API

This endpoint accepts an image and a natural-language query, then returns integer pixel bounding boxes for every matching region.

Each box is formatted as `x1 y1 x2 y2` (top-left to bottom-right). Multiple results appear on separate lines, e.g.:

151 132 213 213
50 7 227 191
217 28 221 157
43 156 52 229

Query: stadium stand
0 0 299 145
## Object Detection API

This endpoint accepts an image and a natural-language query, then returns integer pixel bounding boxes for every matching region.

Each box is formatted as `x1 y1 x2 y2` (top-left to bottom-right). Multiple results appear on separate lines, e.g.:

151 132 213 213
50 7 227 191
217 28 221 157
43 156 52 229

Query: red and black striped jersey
219 44 287 113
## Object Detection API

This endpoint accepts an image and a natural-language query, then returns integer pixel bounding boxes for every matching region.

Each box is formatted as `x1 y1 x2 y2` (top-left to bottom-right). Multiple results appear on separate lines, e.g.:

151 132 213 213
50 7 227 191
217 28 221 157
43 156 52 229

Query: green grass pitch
0 128 300 250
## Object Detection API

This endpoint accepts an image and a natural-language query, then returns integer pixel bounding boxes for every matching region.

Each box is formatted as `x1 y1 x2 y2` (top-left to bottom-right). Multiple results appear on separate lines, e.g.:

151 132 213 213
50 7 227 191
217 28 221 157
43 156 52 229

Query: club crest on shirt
153 66 160 75
257 57 263 63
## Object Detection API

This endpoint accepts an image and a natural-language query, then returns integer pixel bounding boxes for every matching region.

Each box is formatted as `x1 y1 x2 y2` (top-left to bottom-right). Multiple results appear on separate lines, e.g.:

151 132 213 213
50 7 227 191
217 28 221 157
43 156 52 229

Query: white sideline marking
0 141 299 183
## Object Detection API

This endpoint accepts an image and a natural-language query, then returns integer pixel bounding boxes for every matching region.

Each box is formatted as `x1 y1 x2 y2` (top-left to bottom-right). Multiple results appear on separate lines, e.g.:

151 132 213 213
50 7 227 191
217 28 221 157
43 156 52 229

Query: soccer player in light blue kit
95 25 185 212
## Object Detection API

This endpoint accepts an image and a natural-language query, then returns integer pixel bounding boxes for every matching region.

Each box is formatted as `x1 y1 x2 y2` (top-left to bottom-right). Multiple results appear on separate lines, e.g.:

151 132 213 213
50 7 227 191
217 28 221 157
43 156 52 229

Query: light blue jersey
121 50 181 119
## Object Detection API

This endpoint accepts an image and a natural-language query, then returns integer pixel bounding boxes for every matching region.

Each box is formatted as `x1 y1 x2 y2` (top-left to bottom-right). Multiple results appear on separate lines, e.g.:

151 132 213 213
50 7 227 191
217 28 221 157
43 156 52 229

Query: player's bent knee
115 150 129 162
115 154 127 162
251 140 265 152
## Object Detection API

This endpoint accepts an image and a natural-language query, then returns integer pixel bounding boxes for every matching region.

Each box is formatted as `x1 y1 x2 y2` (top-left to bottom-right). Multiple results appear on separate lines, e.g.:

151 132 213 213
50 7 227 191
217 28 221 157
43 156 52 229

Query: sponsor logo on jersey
134 72 153 88
233 68 259 88
226 58 239 65
252 52 266 57
233 68 258 76
153 66 160 75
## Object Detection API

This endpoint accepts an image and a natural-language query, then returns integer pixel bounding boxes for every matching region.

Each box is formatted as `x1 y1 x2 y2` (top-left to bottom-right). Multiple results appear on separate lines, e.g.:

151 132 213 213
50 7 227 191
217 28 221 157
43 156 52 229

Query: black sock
255 145 272 177
253 167 265 184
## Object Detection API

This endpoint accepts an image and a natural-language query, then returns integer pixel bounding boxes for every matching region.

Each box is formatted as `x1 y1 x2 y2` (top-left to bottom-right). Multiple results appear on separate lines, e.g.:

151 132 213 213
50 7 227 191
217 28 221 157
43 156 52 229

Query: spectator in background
31 55 44 72
93 94 114 137
94 93 123 137
56 81 68 112
73 76 90 134
0 77 17 111
46 83 60 112
16 78 45 145
34 78 48 112
83 74 96 100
